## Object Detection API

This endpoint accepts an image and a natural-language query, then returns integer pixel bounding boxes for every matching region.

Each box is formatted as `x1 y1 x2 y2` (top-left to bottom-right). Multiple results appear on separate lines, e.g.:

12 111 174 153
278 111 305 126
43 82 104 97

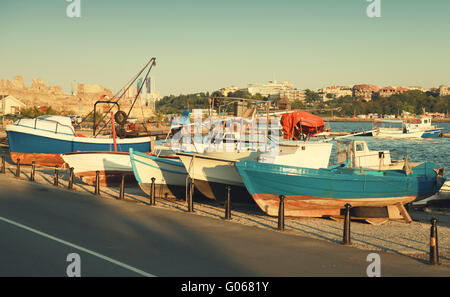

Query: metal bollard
68 167 74 190
429 218 440 265
1 156 5 174
278 195 285 231
225 185 232 220
94 170 100 195
119 174 125 200
343 203 352 245
187 178 194 212
53 165 59 186
30 161 35 182
150 177 156 205
16 158 21 178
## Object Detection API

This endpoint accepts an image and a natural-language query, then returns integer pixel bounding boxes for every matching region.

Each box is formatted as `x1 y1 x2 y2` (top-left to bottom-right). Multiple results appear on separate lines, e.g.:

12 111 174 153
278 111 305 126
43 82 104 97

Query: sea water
328 122 450 177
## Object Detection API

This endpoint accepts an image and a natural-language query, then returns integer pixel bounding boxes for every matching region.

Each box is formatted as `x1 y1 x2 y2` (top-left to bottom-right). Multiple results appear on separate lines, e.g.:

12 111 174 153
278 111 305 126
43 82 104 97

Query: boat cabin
337 140 392 169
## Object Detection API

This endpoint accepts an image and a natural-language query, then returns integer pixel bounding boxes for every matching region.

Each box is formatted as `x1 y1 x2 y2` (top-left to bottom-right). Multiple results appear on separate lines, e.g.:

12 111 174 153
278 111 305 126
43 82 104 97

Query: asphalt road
0 174 449 277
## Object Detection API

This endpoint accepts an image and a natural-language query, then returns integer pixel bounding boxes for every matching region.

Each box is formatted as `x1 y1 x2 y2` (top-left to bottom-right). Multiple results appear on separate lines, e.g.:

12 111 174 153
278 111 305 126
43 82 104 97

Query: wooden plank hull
193 179 254 204
73 170 136 186
251 193 417 217
10 152 65 167
129 149 188 199
236 160 446 217
62 151 134 186
176 142 333 200
6 123 152 166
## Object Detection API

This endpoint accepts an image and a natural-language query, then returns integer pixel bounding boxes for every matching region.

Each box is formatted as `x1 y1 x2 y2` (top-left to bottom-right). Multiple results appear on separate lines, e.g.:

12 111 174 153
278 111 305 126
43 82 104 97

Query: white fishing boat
372 117 443 139
61 148 177 186
177 141 333 202
129 148 188 199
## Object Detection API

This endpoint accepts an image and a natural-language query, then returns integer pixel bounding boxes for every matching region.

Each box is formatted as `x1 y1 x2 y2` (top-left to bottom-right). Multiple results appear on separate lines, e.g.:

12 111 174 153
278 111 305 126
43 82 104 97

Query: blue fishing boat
6 58 158 167
129 148 188 199
6 115 152 166
235 160 446 218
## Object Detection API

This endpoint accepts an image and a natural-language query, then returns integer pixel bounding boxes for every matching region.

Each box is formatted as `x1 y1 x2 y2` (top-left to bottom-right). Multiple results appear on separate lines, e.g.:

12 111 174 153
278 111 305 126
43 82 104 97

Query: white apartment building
246 80 293 97
278 89 306 102
318 85 353 99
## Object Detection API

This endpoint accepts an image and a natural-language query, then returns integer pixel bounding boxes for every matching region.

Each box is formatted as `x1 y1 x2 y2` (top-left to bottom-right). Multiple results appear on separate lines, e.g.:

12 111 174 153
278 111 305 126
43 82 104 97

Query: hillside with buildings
1 75 448 119
0 75 159 118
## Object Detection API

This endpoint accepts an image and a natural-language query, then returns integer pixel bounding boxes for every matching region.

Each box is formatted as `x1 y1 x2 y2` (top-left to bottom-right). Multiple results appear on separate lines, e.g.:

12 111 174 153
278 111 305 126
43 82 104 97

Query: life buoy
114 111 128 125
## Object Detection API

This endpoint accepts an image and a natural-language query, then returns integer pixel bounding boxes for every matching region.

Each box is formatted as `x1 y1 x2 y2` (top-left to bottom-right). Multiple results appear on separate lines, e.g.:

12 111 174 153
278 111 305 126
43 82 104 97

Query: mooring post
119 174 125 200
53 165 59 186
225 185 231 220
429 218 439 265
15 158 20 178
343 203 352 245
1 156 5 174
94 170 100 195
187 178 194 212
68 167 74 190
30 161 35 182
278 195 285 231
150 177 156 205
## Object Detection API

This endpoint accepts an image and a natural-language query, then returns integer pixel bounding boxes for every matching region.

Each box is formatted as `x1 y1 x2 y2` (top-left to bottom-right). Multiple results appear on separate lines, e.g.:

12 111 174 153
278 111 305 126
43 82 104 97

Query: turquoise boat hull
129 149 188 199
236 161 446 217
421 129 443 138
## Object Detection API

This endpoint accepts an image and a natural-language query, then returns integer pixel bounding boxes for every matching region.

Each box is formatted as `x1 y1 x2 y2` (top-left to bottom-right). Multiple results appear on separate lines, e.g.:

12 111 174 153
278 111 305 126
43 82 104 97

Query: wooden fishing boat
177 141 333 203
61 149 177 186
235 160 446 218
372 117 443 139
6 58 158 167
6 116 152 166
129 148 188 199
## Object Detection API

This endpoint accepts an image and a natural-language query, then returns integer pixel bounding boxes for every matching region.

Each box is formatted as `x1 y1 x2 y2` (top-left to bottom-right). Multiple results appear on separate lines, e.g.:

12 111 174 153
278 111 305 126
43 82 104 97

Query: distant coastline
323 117 450 123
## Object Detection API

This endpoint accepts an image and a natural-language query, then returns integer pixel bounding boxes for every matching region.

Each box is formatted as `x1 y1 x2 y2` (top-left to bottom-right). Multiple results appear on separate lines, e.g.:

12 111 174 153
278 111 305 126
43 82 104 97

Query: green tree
291 99 305 109
304 89 321 105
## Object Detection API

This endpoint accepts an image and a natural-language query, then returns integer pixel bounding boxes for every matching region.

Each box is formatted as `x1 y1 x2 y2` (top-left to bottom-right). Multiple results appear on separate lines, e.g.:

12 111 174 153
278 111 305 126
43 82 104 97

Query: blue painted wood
236 161 446 199
421 129 443 138
129 148 186 185
7 130 151 154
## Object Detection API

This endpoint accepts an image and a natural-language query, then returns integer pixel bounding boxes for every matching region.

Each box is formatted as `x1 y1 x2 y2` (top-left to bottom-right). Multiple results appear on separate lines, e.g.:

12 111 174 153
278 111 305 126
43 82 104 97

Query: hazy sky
1 0 449 96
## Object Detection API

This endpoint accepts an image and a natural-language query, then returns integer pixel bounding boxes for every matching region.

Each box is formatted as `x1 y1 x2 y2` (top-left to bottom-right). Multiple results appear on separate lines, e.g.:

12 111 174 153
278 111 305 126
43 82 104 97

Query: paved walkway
0 175 449 277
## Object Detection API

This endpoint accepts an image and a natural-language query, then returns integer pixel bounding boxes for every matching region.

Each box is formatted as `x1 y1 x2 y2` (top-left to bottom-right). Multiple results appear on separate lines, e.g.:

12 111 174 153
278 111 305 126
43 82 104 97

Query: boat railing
15 117 75 136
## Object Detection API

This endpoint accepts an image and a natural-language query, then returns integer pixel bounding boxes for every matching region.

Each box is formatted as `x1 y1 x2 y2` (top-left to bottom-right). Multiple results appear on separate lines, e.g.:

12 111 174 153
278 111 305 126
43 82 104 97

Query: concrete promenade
1 174 449 277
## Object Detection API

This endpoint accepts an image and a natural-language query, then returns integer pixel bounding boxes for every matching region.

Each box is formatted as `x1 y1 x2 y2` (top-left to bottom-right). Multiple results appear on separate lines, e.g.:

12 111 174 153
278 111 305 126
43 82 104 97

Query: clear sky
1 0 449 96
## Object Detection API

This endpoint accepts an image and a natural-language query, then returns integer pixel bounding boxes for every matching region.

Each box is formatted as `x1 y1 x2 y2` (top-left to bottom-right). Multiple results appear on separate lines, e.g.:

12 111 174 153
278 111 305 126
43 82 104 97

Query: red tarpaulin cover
280 110 325 140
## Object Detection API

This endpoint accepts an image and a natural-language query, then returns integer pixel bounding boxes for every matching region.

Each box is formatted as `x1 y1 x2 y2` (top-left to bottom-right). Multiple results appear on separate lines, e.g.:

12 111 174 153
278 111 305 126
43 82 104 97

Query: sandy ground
1 129 449 267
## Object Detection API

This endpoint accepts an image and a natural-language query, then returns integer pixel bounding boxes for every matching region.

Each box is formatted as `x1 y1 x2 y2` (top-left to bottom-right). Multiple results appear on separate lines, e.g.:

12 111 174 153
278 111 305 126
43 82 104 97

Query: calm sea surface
328 122 450 177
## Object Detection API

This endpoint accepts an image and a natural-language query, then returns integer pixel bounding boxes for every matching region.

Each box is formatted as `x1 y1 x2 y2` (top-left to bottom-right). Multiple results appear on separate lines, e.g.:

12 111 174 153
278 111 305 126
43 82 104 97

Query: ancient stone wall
0 76 154 118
